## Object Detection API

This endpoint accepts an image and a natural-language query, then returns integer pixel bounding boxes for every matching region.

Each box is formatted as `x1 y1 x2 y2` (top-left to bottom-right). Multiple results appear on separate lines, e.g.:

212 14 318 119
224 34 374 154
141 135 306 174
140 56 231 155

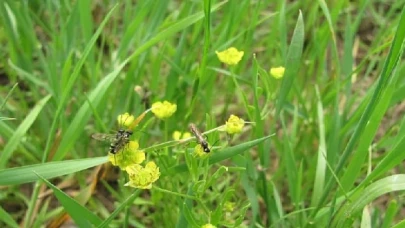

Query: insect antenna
208 139 220 152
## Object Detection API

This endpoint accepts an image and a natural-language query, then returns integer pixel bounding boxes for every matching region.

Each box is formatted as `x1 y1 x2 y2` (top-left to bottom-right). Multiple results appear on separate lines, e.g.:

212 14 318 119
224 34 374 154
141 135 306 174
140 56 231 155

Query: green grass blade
0 206 19 228
0 156 107 185
209 135 274 164
340 70 398 190
392 220 405 228
0 82 19 111
310 87 327 207
360 205 371 228
7 60 49 92
36 173 102 227
199 0 212 86
381 200 398 228
97 190 140 228
332 175 405 227
360 132 405 187
276 11 304 116
232 155 260 223
280 113 299 206
0 94 51 168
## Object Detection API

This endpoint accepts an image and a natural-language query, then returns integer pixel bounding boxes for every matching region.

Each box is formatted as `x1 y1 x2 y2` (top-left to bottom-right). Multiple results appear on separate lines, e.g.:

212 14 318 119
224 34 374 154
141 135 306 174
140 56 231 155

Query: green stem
23 182 41 228
153 186 198 200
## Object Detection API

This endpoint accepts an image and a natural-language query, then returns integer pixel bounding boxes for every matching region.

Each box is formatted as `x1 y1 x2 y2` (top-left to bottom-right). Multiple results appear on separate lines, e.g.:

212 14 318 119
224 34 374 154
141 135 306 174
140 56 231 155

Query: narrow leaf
0 156 107 185
0 94 51 168
167 134 274 174
276 11 304 116
36 173 102 227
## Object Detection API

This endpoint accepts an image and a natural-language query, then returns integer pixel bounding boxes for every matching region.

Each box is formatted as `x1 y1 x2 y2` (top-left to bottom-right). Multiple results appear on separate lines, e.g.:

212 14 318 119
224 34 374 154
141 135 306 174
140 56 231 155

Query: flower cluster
151 101 177 119
109 102 177 189
117 113 135 127
125 161 160 189
225 115 245 134
216 47 244 65
111 113 161 189
270 66 285 79
110 107 249 188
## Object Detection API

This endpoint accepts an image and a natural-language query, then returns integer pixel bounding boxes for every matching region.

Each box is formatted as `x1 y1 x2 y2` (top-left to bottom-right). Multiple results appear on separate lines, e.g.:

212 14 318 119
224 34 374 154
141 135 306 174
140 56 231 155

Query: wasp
189 123 210 153
92 129 133 154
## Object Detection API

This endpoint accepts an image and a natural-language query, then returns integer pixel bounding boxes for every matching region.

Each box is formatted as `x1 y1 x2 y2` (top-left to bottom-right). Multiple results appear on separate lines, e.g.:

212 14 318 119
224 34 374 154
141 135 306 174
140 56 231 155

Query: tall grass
1 0 405 227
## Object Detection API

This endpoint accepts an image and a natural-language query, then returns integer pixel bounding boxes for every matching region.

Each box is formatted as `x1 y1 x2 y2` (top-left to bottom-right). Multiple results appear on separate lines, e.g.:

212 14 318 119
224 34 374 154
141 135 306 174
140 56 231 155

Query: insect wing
91 133 117 142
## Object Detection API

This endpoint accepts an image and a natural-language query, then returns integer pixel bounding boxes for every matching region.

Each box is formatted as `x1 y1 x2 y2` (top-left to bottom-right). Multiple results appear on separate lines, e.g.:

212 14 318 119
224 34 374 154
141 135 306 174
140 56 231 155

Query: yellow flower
108 141 145 169
225 115 245 134
125 161 161 189
201 224 216 228
194 144 210 158
270 66 285 79
117 113 135 127
182 132 191 139
215 47 244 65
172 131 182 140
173 131 192 140
151 101 177 119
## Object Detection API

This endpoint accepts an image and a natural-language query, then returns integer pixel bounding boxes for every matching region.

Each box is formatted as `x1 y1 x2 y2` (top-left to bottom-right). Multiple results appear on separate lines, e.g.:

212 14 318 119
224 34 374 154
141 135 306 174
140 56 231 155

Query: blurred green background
1 0 405 227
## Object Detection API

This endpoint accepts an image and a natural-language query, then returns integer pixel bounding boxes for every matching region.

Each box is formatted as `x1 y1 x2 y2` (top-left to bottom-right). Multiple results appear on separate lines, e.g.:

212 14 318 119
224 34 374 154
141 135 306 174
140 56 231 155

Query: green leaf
167 134 274 174
36 173 102 227
392 220 405 228
97 190 140 228
311 87 327 207
0 82 19 111
176 184 195 228
0 156 107 185
332 175 405 227
0 94 51 168
0 205 19 228
358 131 405 188
381 200 398 228
276 11 304 116
182 204 200 228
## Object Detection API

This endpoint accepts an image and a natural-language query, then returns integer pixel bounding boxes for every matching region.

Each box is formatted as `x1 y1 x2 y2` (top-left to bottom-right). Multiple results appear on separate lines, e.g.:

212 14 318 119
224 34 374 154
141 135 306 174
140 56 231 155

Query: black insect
189 123 210 153
92 129 133 154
